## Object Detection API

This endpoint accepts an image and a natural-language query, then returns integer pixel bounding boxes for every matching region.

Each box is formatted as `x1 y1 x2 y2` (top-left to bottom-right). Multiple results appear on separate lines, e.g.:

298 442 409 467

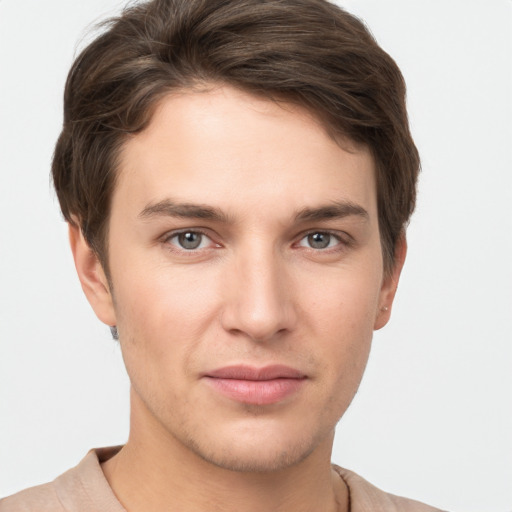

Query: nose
220 246 297 342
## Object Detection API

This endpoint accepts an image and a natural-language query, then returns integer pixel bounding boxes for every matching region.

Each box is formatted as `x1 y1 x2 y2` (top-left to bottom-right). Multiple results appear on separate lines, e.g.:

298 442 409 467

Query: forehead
113 85 377 223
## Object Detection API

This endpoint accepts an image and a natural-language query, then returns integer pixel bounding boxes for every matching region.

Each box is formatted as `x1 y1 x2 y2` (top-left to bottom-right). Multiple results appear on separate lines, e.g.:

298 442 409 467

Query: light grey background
0 1 511 510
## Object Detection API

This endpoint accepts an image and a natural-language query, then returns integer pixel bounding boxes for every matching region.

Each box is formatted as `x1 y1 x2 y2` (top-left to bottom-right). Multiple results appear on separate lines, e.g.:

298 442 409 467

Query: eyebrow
139 199 231 223
139 198 369 224
294 201 369 222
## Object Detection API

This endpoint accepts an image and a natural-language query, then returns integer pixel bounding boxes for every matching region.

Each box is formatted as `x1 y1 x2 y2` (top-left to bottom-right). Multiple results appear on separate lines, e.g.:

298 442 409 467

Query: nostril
221 310 293 342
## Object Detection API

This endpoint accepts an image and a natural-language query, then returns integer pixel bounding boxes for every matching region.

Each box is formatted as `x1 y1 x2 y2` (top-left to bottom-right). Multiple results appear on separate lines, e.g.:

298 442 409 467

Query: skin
70 85 405 512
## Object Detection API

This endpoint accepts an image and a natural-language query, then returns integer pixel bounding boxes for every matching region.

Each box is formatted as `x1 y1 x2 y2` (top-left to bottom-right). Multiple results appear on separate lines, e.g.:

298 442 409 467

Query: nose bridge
222 239 295 341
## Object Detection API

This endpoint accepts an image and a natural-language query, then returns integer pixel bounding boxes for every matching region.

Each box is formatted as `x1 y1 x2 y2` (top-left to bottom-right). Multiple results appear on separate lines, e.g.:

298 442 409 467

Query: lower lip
204 377 305 405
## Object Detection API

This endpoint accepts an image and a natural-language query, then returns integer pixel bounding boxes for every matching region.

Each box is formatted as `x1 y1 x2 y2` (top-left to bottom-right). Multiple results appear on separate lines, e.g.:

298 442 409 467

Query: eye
167 231 213 251
298 232 341 250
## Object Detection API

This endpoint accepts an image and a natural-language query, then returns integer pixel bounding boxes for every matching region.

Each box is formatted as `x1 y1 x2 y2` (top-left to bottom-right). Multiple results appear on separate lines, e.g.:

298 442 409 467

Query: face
73 85 403 472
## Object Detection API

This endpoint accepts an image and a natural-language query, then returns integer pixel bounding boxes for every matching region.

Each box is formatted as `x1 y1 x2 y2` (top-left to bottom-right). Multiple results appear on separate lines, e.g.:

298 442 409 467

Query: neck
101 390 349 512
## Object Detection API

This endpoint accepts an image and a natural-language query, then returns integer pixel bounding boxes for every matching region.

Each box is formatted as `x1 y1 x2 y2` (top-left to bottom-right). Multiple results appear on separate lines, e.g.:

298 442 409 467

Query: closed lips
203 365 307 405
204 365 306 381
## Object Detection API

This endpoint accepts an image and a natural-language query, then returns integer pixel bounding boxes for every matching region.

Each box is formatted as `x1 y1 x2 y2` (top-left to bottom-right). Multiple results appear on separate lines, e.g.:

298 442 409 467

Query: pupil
179 232 201 249
308 232 330 249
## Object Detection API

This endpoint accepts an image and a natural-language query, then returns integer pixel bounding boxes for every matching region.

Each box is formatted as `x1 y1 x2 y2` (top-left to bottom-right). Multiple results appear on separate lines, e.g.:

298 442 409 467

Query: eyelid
294 229 353 250
162 227 209 242
298 228 351 241
161 228 221 252
159 227 353 253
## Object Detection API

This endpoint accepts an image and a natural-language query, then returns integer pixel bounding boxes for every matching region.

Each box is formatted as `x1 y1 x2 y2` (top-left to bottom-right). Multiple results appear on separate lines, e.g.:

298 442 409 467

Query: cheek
115 258 220 326
300 262 381 382
304 262 382 334
111 263 223 375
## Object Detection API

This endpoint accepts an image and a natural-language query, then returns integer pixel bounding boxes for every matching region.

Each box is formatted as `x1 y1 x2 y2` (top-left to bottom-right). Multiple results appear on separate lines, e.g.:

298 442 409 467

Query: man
0 0 444 510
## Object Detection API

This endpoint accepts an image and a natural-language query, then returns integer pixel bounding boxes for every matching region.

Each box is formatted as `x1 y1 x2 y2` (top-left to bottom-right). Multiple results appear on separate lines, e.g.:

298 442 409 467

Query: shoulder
333 466 447 512
0 447 124 512
0 480 65 512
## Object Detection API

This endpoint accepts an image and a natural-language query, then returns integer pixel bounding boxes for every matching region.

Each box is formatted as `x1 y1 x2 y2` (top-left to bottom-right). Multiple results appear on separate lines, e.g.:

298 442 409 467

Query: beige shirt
0 447 445 511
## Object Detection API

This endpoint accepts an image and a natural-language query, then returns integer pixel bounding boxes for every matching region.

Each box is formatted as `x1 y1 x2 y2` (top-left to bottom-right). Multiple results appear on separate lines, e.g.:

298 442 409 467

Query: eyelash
160 229 352 254
162 229 219 254
295 230 351 252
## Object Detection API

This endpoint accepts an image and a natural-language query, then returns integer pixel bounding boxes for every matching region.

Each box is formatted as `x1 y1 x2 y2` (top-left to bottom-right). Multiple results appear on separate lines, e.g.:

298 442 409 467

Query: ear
68 223 117 327
374 234 407 330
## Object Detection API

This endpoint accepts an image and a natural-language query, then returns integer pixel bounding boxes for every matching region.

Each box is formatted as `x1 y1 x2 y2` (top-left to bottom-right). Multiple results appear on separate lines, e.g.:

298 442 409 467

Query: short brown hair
52 0 419 274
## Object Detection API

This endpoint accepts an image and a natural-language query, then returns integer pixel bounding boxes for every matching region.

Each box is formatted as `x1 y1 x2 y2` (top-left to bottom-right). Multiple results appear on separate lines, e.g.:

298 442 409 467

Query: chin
180 420 329 473
192 441 316 473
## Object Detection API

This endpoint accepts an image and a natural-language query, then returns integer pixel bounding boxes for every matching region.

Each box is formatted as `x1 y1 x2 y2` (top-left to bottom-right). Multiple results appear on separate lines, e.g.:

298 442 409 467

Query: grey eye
177 232 203 249
307 232 331 249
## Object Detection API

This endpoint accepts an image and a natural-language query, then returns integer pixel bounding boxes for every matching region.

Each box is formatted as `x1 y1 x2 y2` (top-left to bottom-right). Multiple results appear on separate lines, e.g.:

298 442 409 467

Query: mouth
203 365 307 405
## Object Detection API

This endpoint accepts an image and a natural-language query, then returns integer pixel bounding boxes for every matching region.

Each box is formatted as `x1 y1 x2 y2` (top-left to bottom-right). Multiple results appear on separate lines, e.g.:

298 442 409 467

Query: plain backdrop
0 1 511 511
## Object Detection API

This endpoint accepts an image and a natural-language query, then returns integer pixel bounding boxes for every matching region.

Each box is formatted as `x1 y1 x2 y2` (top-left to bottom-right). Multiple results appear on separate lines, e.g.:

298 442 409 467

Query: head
56 0 419 473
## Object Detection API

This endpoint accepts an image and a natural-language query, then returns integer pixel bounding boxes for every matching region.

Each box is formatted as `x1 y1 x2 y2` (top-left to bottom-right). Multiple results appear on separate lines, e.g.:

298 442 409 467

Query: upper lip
204 365 306 381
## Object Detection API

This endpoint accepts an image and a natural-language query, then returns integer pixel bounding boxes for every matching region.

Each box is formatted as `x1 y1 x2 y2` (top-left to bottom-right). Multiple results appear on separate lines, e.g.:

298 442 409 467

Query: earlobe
68 223 117 327
374 234 407 330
